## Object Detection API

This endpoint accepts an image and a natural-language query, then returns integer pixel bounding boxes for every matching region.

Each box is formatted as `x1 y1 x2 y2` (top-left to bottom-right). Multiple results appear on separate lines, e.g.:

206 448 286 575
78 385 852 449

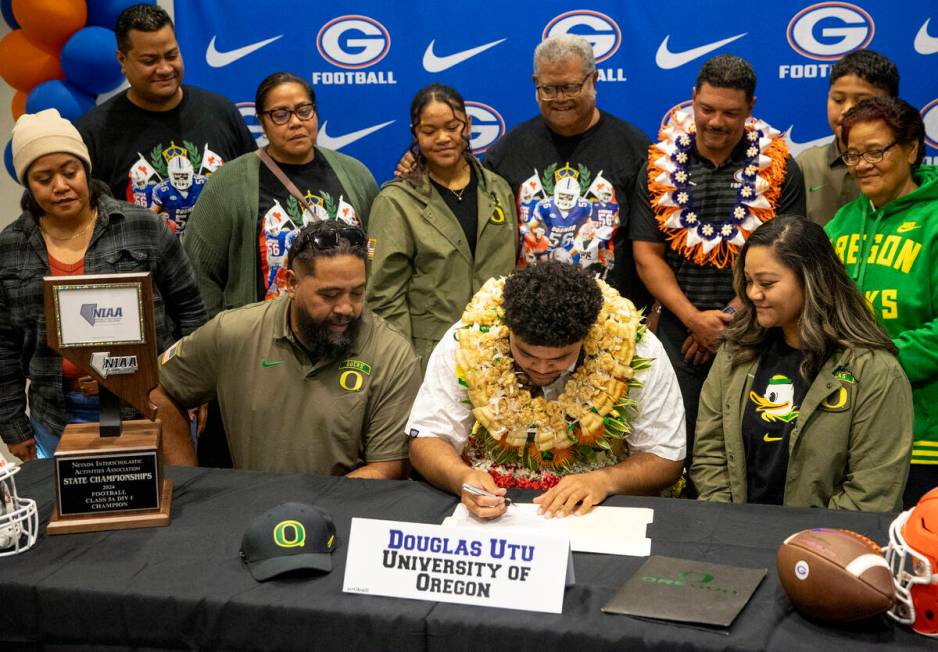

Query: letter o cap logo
273 520 306 548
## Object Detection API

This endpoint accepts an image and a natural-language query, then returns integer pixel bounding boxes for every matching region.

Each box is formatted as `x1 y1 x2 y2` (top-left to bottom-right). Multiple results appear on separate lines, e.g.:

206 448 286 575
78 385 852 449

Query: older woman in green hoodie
367 84 518 370
824 96 938 507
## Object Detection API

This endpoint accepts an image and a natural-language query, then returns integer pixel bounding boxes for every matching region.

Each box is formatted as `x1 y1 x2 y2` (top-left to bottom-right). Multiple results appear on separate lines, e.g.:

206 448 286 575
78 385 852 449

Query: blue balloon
4 139 16 183
62 27 125 95
87 0 154 30
1 0 18 29
26 81 96 123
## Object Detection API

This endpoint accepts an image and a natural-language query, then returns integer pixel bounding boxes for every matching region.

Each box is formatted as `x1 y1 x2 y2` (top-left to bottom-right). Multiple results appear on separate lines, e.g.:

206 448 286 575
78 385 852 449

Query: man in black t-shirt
483 34 651 310
76 4 255 237
631 56 805 485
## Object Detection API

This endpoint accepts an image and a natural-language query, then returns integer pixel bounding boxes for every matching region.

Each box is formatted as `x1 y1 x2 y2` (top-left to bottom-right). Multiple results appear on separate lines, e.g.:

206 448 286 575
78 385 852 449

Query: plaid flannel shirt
0 196 206 444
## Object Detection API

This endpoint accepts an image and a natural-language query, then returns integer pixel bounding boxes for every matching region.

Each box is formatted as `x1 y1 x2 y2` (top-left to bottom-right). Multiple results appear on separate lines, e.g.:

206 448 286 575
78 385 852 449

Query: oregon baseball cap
240 502 337 581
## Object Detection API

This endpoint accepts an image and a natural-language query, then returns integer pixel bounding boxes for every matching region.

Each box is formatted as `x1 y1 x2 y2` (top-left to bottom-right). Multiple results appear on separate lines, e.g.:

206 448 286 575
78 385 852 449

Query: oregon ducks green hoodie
825 165 938 465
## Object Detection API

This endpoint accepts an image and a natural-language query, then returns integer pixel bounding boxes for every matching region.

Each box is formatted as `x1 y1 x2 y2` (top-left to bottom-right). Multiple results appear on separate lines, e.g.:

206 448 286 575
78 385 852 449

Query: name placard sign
343 517 574 614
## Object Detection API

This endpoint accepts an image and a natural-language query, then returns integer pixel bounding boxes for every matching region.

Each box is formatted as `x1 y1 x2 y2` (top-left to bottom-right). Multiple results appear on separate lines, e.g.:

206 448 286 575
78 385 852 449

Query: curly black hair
503 262 602 347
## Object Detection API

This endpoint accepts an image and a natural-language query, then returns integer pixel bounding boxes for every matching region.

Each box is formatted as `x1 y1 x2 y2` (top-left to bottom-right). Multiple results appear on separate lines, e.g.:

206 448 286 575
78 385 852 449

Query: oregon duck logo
339 359 371 392
821 369 854 411
490 205 506 224
273 520 306 548
749 374 800 423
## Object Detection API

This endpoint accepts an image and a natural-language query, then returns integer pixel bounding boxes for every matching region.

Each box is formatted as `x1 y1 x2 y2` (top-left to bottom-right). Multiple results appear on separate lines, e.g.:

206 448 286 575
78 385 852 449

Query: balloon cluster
0 0 153 180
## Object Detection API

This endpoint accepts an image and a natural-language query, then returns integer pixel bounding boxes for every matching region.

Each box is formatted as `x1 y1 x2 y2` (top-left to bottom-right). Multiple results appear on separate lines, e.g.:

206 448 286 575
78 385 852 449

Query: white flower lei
455 277 648 474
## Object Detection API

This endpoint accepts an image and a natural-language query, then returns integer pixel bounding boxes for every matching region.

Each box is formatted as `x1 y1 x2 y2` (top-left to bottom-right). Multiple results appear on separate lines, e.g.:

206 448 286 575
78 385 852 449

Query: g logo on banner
465 101 505 154
922 98 938 150
317 15 391 69
235 101 267 147
273 520 306 548
786 2 874 61
543 10 621 63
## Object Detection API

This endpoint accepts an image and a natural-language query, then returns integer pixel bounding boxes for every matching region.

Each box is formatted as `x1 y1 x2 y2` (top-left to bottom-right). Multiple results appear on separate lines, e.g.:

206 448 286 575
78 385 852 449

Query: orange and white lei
647 109 789 269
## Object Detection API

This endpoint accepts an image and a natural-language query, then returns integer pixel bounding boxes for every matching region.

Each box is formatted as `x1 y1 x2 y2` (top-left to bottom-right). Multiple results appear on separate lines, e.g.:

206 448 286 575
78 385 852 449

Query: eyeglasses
301 226 366 251
261 103 316 125
841 141 898 166
535 74 592 99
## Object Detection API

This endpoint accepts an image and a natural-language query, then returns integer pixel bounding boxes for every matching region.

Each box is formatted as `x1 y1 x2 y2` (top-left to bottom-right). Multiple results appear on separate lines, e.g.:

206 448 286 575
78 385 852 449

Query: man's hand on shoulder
533 470 611 517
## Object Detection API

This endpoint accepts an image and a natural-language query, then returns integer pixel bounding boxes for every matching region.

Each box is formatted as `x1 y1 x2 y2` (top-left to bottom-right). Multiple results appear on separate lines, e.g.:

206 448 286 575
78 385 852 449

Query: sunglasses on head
301 226 366 251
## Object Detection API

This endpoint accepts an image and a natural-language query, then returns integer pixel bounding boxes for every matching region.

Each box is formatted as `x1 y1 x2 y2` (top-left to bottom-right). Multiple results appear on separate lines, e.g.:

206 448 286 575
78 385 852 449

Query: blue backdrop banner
175 1 938 182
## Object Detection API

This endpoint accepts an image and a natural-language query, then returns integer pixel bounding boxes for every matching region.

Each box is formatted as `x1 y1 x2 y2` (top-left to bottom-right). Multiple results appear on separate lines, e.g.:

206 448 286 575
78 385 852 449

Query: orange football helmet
885 487 938 636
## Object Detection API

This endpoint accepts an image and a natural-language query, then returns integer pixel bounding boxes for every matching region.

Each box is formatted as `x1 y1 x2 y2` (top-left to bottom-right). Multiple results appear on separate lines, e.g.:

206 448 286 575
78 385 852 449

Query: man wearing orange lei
407 262 685 519
631 55 805 493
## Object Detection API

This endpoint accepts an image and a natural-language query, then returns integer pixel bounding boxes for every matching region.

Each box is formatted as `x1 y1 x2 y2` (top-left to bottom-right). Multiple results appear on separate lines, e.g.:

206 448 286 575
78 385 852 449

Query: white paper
56 285 143 346
442 503 653 557
343 517 572 613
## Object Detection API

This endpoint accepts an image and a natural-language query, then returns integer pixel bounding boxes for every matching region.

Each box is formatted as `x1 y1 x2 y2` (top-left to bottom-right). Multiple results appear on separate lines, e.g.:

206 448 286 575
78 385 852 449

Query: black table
1 462 931 651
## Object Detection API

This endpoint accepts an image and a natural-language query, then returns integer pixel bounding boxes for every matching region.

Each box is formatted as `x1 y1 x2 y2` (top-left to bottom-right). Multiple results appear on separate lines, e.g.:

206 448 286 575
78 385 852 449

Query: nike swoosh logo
655 33 748 69
915 18 938 55
206 34 283 68
809 184 825 192
763 434 783 443
423 38 507 72
897 224 921 233
261 360 282 368
783 127 834 158
318 120 395 150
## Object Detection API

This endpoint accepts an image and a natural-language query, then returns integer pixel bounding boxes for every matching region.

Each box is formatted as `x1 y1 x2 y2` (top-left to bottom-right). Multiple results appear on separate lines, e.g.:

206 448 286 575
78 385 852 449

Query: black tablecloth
0 462 931 651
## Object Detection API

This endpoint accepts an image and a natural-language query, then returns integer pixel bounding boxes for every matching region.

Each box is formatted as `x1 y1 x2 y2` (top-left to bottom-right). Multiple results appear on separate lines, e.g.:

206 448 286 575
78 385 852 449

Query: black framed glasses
260 103 316 125
302 226 366 251
841 141 898 166
535 74 592 99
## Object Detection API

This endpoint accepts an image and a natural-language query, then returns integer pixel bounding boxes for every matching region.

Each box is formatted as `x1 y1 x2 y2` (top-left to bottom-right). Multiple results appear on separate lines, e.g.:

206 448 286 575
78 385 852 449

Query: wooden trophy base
47 420 173 535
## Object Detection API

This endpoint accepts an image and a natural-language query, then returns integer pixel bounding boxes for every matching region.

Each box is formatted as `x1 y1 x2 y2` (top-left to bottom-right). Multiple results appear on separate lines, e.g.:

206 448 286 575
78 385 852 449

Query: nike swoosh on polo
318 120 395 150
423 38 507 73
206 34 283 68
809 184 825 192
655 33 747 70
783 127 834 159
763 434 783 443
914 18 938 55
261 360 282 368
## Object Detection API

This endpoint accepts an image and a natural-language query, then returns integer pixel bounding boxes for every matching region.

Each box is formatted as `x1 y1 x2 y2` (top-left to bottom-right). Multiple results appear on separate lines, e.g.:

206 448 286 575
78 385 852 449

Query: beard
293 307 361 362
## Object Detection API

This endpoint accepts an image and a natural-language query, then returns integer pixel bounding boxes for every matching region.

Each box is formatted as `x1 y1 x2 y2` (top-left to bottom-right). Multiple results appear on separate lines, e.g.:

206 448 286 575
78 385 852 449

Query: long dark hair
404 83 473 185
725 215 897 380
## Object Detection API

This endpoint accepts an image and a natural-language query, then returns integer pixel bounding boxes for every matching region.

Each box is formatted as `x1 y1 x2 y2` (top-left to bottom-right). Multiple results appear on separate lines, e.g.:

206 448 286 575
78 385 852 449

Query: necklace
430 163 471 202
40 209 98 242
647 110 788 269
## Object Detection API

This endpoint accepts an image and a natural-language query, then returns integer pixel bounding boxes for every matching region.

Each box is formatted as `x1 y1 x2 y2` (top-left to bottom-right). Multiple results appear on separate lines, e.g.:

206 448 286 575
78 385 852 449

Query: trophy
43 272 171 534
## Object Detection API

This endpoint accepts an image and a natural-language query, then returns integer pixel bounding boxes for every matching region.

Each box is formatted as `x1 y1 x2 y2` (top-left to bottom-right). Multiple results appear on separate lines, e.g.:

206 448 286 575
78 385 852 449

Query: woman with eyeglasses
183 71 378 317
367 83 518 370
692 216 913 511
824 96 938 508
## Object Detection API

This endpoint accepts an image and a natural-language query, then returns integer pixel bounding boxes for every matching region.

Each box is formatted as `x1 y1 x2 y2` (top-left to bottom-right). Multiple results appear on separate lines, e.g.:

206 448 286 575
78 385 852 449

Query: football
777 528 896 623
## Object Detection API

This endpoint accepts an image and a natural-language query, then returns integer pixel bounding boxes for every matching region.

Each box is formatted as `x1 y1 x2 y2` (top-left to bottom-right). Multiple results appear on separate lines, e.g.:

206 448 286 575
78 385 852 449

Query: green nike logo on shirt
808 184 825 192
261 360 282 367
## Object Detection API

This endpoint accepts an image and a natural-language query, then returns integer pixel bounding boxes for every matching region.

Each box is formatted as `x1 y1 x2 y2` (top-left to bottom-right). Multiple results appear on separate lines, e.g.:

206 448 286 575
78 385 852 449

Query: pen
461 483 513 506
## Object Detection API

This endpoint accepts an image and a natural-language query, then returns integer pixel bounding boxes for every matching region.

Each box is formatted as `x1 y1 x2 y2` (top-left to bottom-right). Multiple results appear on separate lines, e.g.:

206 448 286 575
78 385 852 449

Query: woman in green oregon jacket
692 216 913 512
367 84 518 369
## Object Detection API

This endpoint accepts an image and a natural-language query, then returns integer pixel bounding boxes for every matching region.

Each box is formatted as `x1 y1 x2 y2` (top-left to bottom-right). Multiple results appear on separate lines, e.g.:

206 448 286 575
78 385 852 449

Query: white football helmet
168 156 194 191
0 457 38 557
553 176 580 212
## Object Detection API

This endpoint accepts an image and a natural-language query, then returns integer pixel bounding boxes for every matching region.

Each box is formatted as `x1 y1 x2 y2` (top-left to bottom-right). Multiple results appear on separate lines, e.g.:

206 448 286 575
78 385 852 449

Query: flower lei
454 277 649 490
647 109 789 269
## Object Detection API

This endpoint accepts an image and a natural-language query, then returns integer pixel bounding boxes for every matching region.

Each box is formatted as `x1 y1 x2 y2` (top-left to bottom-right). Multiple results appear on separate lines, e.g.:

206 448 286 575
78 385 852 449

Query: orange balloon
12 0 88 51
0 30 64 92
11 91 28 120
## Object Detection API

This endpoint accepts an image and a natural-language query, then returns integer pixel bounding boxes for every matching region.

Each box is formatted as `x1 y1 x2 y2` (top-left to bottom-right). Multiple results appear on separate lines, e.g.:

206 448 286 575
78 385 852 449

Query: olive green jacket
691 342 913 512
366 158 518 367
